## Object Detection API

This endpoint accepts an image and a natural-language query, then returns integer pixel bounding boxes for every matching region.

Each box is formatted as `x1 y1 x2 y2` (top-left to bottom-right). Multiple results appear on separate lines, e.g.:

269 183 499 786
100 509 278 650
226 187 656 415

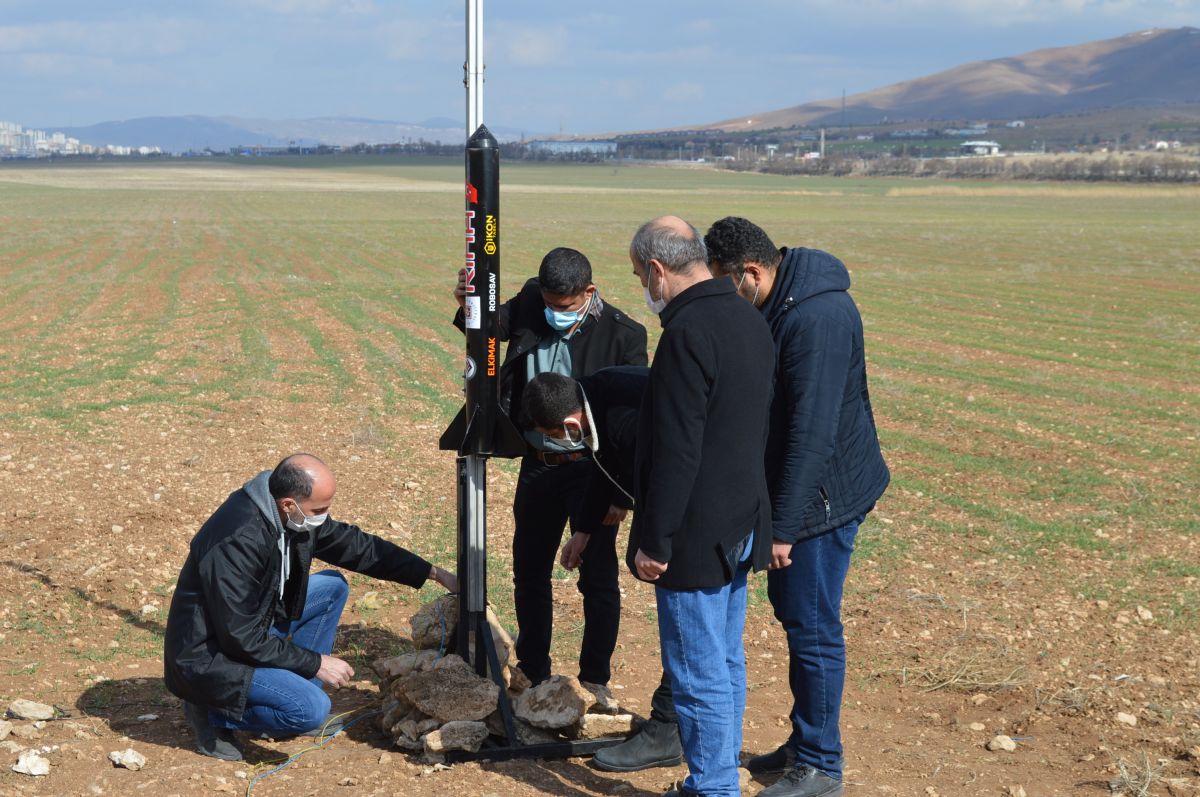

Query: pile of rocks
374 595 635 757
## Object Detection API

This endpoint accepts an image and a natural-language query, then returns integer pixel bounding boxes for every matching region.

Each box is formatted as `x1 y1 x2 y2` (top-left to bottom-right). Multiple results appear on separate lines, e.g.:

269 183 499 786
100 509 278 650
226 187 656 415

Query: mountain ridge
54 116 527 154
699 27 1200 131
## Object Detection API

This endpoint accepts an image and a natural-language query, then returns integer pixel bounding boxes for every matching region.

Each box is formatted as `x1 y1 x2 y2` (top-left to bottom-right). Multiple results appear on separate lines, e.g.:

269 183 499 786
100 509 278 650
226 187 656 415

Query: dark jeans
512 455 620 686
767 518 861 779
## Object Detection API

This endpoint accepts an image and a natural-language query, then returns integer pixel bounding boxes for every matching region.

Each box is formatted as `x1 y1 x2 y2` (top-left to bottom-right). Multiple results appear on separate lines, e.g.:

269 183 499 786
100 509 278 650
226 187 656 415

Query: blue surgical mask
544 293 592 332
544 306 580 331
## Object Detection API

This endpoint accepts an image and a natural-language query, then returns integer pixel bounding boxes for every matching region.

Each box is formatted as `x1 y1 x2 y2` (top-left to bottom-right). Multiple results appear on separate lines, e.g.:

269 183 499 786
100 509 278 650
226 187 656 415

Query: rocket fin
438 405 472 452
489 404 527 459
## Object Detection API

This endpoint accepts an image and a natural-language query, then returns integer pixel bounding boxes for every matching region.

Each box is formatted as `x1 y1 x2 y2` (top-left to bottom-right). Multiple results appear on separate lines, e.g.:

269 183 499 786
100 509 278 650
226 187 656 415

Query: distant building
1006 120 1026 128
961 140 1001 156
945 126 990 137
527 139 617 157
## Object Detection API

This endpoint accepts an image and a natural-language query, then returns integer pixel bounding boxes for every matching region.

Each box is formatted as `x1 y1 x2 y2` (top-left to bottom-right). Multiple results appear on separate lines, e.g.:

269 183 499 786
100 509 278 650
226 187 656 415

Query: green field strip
870 345 1197 424
876 378 1198 473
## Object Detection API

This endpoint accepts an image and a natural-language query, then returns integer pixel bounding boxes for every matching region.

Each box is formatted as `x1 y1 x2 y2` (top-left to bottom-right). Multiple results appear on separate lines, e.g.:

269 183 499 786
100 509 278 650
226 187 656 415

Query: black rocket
440 125 525 458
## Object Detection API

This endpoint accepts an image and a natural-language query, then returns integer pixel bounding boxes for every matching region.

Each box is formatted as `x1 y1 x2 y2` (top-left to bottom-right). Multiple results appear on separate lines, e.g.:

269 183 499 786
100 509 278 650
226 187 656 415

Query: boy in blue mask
453 247 647 700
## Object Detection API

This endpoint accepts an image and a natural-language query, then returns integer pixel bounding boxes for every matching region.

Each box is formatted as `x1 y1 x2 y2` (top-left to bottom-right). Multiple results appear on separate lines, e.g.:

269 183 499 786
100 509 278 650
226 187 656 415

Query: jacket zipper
819 486 831 523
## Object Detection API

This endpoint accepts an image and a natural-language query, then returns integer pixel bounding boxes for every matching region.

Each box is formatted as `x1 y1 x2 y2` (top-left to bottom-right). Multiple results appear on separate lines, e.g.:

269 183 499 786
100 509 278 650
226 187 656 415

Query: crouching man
164 453 458 760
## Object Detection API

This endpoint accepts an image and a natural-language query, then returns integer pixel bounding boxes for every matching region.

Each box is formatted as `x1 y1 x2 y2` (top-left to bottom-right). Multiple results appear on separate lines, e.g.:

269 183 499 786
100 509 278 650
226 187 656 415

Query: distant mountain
700 27 1200 130
57 115 527 153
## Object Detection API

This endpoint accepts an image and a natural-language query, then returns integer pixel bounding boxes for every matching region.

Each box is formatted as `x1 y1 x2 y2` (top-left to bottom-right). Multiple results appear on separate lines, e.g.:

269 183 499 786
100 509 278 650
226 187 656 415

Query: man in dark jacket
453 248 647 697
164 453 457 761
706 217 890 797
626 216 775 797
519 367 648 559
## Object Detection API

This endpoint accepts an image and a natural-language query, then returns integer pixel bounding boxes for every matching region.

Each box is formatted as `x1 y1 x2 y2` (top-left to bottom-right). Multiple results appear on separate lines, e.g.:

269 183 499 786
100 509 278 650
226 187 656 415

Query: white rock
8 699 55 721
1116 712 1138 727
986 734 1017 752
0 720 11 740
136 714 158 722
12 750 50 776
139 604 157 616
569 713 636 740
968 722 986 732
514 675 594 730
1136 606 1154 622
109 748 147 770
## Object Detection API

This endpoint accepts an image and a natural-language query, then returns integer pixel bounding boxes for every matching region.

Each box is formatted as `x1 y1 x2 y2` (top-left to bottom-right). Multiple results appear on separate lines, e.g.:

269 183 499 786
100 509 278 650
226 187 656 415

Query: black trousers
511 455 620 686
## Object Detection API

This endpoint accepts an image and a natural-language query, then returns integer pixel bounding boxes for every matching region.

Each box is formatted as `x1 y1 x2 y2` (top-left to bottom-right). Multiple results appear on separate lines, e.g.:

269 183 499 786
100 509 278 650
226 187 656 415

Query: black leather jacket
163 483 431 721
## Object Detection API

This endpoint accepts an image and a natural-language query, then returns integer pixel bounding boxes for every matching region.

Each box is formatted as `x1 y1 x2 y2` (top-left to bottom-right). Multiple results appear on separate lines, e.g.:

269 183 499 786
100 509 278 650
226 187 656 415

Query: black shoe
758 764 843 797
747 743 795 774
591 719 683 772
184 702 243 761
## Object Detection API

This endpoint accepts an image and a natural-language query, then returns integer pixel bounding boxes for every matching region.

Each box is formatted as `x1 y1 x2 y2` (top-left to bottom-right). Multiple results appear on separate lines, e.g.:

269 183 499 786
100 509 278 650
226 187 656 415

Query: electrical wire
244 707 381 797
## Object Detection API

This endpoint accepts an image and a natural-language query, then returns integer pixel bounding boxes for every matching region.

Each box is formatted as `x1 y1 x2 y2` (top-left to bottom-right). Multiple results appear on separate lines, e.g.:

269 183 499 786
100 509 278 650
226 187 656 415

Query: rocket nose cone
468 125 499 148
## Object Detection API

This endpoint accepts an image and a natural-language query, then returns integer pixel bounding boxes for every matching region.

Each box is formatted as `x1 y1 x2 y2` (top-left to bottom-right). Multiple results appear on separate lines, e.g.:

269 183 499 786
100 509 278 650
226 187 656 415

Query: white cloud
0 19 192 58
496 23 569 66
241 0 374 14
378 16 457 62
795 0 1194 26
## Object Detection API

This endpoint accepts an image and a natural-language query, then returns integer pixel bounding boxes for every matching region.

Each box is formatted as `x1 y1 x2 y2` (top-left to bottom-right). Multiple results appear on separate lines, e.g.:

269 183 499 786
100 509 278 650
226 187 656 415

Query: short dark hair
704 217 781 277
538 247 592 295
268 454 317 500
521 373 583 430
630 219 707 275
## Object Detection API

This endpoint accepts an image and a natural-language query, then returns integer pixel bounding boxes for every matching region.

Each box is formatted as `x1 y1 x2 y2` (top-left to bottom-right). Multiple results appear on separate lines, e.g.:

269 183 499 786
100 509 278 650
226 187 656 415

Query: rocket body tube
440 125 524 458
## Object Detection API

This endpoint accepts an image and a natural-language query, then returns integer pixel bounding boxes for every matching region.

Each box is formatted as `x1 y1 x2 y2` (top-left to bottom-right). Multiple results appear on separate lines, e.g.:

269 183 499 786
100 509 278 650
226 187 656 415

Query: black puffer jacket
761 247 890 542
163 473 432 721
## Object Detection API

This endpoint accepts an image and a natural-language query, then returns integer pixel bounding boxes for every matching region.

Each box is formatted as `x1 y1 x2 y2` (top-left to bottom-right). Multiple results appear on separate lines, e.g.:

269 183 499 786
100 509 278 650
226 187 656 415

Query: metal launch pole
439 0 624 761
458 0 488 673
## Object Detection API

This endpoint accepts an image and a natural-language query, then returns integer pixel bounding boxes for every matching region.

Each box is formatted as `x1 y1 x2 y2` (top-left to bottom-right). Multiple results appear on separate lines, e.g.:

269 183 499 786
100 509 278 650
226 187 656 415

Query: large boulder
396 654 499 723
513 675 594 730
485 710 562 746
423 721 489 754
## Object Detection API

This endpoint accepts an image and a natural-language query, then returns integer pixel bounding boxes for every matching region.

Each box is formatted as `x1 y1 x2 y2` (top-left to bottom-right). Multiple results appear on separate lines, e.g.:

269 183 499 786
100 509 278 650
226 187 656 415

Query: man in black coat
519 367 648 556
453 248 647 696
706 217 890 797
164 453 457 760
625 216 775 797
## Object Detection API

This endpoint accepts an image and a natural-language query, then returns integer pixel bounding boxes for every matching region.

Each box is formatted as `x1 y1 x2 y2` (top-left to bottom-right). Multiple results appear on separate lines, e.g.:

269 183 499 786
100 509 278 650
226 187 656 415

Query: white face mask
643 269 668 315
563 418 594 450
736 271 760 305
285 502 327 532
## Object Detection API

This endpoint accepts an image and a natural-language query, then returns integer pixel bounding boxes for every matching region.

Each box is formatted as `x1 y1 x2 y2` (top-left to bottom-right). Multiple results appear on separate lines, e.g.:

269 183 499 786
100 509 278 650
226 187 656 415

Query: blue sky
2 0 1196 134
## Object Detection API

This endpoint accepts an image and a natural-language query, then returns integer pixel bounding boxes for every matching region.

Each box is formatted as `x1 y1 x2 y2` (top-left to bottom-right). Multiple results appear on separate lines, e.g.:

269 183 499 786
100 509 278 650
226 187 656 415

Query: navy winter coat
762 247 890 542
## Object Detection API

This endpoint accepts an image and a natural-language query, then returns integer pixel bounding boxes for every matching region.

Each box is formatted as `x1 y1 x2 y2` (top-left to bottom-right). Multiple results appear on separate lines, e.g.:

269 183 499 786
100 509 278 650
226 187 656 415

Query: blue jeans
656 563 750 797
767 518 860 779
212 570 349 734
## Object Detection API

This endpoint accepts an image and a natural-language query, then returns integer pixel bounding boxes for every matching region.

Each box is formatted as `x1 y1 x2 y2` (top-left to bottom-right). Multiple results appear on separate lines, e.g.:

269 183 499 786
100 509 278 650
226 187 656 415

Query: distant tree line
731 154 1200 183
